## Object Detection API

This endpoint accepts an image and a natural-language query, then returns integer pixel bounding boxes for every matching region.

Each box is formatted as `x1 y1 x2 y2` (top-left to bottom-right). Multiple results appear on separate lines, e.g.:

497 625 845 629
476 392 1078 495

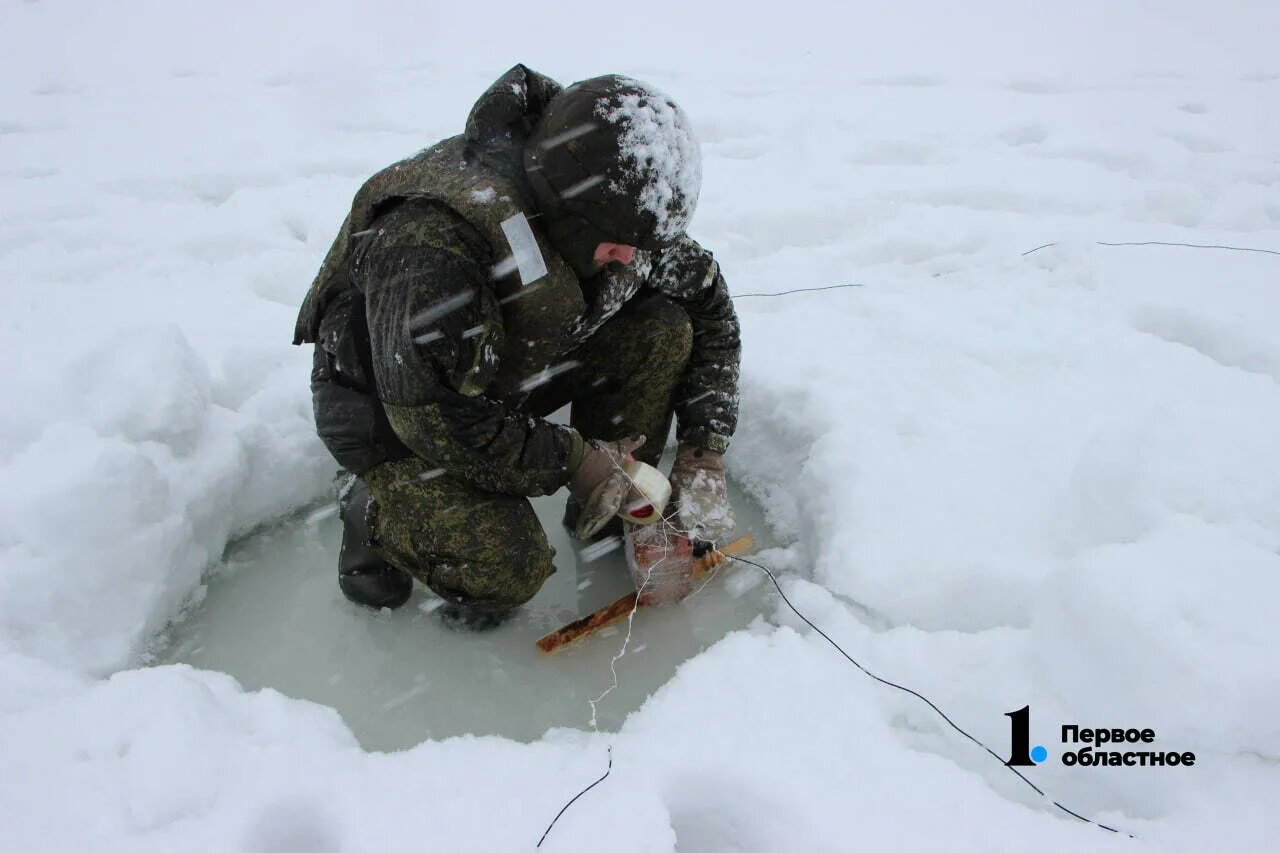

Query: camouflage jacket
294 65 740 494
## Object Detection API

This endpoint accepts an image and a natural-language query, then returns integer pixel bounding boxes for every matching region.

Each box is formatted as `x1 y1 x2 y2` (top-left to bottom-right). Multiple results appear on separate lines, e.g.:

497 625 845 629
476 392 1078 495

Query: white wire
583 451 709 727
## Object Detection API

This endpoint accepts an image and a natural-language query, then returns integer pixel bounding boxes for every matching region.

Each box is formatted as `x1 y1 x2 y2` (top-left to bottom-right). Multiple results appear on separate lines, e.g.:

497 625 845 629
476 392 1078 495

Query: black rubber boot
338 475 413 609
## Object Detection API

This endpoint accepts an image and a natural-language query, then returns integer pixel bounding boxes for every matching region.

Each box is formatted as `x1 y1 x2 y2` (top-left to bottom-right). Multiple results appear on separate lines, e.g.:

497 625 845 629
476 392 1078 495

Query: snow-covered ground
3 1 1279 849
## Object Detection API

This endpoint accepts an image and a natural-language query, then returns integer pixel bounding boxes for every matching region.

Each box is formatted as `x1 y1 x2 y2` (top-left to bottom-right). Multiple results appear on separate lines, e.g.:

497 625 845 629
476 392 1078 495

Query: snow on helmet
524 75 701 259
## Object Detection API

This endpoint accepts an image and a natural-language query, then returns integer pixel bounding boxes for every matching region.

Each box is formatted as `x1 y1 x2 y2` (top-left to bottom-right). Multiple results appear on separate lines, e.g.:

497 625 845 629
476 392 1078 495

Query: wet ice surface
155 474 770 752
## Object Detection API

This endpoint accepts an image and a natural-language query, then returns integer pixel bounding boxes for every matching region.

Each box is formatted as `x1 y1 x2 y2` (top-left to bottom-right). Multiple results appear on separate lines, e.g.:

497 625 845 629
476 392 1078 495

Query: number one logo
1006 705 1034 766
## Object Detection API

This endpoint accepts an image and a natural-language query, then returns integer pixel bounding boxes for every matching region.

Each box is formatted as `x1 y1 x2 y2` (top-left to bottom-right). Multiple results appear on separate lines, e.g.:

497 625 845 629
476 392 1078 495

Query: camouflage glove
669 445 736 544
569 436 646 539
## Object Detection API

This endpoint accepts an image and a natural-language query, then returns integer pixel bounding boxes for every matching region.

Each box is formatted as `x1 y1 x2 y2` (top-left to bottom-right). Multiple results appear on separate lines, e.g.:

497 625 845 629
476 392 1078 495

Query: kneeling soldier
293 65 741 626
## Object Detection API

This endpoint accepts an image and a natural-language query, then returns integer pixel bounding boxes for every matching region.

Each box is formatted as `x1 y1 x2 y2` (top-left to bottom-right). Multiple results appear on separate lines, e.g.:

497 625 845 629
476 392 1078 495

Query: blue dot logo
1031 745 1048 764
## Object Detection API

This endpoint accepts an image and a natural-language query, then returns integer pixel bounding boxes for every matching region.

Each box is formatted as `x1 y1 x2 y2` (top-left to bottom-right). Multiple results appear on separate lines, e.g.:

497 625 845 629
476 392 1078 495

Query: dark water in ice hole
154 462 772 752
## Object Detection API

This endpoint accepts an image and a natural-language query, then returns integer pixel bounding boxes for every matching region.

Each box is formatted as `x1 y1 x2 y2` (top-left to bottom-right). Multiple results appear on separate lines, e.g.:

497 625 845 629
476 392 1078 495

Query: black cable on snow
728 552 1131 838
733 282 865 298
1094 240 1280 257
537 746 613 848
1023 240 1280 257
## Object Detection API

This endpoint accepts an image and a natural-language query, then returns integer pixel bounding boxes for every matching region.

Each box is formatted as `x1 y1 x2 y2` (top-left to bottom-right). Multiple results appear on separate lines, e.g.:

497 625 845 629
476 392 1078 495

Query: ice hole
153 458 771 752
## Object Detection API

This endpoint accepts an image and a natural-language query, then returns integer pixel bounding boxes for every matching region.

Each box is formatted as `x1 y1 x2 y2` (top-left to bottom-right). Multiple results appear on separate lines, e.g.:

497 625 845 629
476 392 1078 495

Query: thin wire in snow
737 238 1280 300
732 283 864 299
592 457 738 716
1021 240 1280 257
587 552 654 730
541 461 690 847
537 746 613 849
727 552 1133 839
1094 240 1280 257
547 455 702 844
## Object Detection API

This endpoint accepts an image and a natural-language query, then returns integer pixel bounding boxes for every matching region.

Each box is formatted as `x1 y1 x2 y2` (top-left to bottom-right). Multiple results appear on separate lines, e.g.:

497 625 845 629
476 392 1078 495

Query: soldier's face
594 242 636 268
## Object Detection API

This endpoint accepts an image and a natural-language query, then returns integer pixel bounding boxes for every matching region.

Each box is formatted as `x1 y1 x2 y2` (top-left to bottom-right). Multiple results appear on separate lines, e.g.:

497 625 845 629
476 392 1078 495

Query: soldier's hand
569 436 646 539
669 445 736 544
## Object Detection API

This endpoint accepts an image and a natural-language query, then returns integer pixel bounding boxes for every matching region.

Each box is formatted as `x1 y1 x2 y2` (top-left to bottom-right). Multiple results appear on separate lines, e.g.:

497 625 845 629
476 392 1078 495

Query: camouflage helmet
524 75 701 270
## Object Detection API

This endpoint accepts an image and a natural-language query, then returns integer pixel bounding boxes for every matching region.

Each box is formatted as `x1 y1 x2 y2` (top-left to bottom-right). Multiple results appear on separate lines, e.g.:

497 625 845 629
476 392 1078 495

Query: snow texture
2 0 1280 850
599 81 702 238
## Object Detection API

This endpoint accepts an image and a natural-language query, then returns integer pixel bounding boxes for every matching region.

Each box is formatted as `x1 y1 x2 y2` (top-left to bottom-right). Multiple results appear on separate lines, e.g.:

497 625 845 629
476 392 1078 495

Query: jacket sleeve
353 197 583 496
645 236 741 454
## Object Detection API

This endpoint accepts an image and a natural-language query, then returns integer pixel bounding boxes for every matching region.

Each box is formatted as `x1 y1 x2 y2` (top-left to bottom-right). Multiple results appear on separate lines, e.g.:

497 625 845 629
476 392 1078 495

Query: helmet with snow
524 74 701 276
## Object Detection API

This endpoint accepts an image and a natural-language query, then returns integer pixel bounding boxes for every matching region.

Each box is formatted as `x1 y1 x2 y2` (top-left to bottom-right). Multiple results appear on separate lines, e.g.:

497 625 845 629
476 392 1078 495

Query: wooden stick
536 535 754 655
535 591 639 655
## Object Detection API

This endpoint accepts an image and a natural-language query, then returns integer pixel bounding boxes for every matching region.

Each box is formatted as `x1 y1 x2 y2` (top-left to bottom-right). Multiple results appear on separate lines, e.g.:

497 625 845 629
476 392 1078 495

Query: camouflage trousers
354 293 693 613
